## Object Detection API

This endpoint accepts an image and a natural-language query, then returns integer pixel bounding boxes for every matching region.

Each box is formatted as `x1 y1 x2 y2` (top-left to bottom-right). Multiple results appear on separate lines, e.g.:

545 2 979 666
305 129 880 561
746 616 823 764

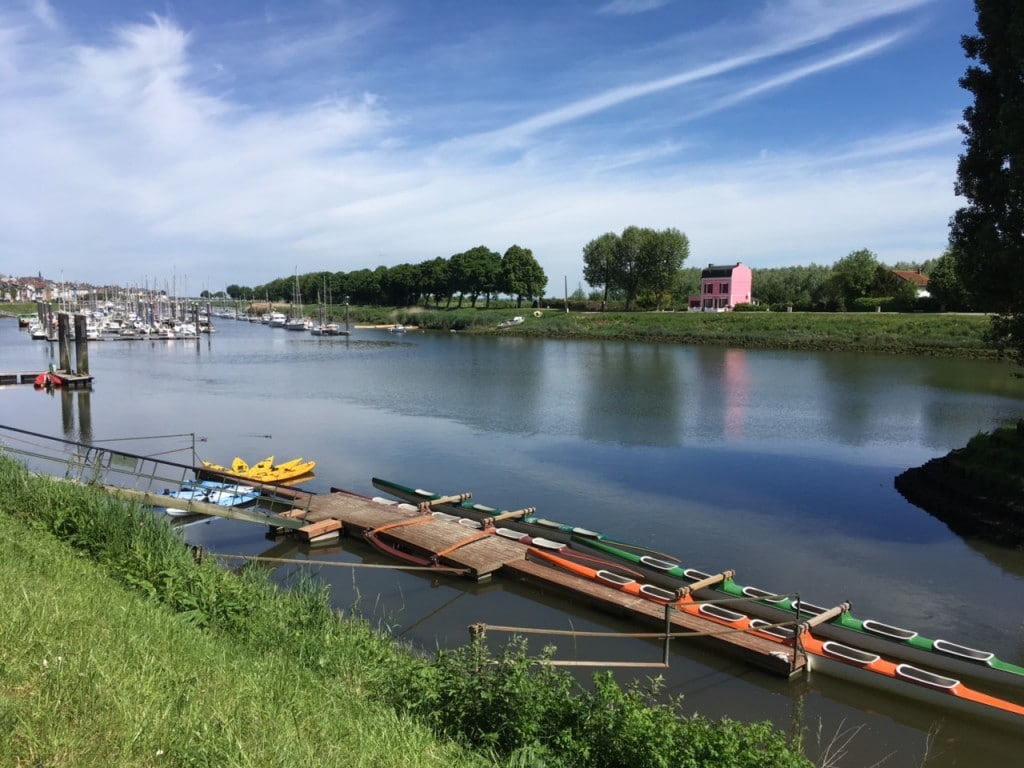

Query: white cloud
0 1 963 292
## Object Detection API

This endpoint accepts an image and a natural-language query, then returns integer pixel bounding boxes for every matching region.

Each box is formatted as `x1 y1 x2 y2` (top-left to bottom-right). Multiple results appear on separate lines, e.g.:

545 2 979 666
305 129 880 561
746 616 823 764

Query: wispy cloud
597 0 670 16
0 0 964 291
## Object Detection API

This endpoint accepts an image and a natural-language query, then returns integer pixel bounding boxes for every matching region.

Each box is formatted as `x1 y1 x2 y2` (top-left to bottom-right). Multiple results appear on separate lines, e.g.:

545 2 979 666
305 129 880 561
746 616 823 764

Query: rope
435 527 494 558
213 553 469 574
472 619 799 642
369 514 435 535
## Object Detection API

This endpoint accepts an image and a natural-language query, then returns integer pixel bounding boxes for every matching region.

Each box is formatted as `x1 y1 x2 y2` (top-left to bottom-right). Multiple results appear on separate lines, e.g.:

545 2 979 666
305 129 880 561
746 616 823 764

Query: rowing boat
574 535 1024 693
371 477 668 555
528 545 1024 729
372 477 1024 694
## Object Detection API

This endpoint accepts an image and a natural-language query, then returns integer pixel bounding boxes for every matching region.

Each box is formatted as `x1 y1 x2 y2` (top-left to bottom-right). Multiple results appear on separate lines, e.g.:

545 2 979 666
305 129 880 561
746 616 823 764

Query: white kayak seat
742 585 789 604
470 503 499 513
896 664 960 690
596 570 635 587
572 527 600 537
792 600 829 616
495 527 525 540
933 639 995 662
822 641 881 666
639 584 677 602
371 496 398 505
397 503 418 512
530 537 566 550
750 619 796 639
640 555 680 571
413 488 435 497
862 619 918 641
457 518 483 529
684 568 711 581
699 604 748 624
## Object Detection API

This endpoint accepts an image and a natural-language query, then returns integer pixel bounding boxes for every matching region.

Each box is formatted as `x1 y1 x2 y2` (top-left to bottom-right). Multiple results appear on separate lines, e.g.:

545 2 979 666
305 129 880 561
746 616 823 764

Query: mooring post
57 313 71 371
74 313 89 374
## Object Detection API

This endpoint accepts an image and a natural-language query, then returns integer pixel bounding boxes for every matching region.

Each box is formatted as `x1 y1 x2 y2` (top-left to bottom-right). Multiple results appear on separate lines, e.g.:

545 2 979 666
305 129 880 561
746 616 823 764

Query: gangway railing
0 424 314 518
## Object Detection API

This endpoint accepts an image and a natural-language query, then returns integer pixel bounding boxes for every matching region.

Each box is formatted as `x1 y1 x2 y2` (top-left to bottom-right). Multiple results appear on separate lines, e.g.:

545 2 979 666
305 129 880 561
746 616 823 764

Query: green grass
467 310 997 357
0 456 812 768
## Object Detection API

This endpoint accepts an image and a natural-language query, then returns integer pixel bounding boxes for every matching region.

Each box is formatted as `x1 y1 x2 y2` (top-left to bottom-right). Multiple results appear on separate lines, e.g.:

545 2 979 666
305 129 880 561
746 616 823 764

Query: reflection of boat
201 455 316 484
373 477 1024 694
527 545 1024 729
156 480 260 517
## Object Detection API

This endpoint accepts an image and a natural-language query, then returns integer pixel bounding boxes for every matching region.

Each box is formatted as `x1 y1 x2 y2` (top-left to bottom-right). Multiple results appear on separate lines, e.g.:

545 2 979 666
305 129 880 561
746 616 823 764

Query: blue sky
1 0 976 296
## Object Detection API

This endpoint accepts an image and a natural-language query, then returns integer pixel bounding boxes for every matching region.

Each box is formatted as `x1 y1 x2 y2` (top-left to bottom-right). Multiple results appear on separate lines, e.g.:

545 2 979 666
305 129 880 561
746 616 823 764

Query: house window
720 283 729 293
704 283 713 294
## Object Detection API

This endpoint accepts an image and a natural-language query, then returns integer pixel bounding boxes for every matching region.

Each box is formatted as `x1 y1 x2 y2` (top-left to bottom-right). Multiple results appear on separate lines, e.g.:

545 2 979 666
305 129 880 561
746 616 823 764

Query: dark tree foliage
950 0 1024 358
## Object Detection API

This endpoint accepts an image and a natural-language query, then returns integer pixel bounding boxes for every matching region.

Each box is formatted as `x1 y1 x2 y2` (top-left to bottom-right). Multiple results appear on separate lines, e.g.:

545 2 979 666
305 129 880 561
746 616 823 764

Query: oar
416 492 472 511
489 506 536 522
797 602 851 634
677 569 736 598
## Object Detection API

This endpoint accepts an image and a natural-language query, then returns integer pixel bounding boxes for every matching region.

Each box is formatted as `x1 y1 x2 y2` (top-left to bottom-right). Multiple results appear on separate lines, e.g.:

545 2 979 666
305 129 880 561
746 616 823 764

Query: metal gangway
0 424 313 526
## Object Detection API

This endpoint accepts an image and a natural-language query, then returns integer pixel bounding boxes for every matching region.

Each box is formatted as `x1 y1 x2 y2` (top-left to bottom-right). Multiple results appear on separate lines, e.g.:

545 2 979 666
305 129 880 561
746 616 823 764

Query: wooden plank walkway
263 487 805 676
504 559 803 677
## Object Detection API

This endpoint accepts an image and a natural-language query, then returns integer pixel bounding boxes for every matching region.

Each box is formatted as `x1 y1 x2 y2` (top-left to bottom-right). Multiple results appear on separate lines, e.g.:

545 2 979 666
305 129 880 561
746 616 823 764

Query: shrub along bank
0 456 811 768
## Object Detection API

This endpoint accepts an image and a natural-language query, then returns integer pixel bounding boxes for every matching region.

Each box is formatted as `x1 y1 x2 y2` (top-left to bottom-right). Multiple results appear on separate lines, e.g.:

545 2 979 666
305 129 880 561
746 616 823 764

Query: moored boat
527 545 1024 729
155 480 260 517
201 455 316 484
372 477 1024 694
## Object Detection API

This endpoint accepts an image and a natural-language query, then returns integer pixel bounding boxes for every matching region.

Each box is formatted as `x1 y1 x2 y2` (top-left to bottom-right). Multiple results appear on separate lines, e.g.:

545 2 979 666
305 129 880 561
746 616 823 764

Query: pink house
688 262 753 311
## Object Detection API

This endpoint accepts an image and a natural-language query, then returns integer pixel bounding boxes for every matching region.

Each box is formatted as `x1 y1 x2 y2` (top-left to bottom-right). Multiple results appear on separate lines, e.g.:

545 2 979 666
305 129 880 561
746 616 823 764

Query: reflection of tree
580 342 681 446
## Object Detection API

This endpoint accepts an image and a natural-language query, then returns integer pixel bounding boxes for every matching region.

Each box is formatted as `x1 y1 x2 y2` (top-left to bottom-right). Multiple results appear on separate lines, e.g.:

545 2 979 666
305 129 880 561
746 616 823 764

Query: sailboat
284 271 308 331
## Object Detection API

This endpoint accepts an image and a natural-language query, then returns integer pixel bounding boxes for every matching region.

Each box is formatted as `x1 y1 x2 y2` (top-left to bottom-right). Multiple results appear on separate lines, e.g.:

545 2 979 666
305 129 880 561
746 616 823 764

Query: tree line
225 244 547 310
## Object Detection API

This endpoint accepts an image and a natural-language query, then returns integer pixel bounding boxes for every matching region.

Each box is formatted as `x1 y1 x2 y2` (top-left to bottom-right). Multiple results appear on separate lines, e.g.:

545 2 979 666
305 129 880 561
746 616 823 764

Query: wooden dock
262 487 805 677
0 370 93 389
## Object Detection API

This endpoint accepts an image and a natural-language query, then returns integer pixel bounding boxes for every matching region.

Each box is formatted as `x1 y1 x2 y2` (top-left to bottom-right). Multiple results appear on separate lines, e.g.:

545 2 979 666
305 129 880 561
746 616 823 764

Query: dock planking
504 558 804 677
291 488 527 579
264 486 804 676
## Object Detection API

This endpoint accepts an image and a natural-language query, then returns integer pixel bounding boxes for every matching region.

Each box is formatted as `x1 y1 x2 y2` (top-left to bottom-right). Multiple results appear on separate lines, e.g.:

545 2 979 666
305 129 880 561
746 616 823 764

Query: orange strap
435 528 494 558
370 515 434 535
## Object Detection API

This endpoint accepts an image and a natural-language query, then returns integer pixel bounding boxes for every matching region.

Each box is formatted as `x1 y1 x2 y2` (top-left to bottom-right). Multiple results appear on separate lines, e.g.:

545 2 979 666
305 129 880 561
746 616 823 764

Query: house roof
702 263 746 279
893 270 929 286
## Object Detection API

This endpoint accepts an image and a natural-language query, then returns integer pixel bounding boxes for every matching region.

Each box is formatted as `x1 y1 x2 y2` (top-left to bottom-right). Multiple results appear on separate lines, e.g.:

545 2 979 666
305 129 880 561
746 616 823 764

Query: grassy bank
343 306 997 358
4 301 1001 358
0 457 811 768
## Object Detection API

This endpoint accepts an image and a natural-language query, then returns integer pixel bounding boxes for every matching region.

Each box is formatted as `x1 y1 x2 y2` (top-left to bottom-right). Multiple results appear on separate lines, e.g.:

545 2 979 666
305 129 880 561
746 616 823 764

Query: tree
449 246 501 307
582 232 619 310
644 228 689 310
928 248 972 311
500 245 547 308
950 0 1024 358
418 257 451 308
828 249 879 310
612 226 648 310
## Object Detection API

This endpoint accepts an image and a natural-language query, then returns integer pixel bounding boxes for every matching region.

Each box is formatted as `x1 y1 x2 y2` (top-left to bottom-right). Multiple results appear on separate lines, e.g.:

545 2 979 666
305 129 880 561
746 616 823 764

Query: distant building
893 270 931 299
688 262 753 311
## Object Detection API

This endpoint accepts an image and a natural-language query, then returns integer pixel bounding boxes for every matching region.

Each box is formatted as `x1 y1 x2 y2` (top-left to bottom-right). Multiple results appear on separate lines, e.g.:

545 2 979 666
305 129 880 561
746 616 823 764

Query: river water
3 315 1024 765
